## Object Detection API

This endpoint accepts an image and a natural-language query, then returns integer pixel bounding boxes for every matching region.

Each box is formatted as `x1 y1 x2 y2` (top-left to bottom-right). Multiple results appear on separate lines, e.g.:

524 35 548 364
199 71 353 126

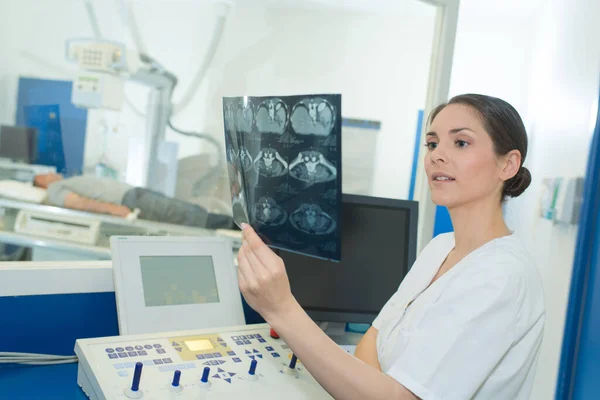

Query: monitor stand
318 321 347 337
318 321 362 355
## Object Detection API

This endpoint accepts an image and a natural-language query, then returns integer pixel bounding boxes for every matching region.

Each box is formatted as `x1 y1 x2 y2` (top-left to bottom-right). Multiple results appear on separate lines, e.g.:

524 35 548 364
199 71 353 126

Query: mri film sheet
223 94 341 261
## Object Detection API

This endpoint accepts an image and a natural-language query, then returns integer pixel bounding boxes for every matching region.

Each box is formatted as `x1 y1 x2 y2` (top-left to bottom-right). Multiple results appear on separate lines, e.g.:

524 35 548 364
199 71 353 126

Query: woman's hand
237 223 297 321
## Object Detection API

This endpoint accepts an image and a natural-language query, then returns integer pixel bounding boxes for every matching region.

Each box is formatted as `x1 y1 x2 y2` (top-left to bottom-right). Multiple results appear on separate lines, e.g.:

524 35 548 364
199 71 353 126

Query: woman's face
424 104 508 209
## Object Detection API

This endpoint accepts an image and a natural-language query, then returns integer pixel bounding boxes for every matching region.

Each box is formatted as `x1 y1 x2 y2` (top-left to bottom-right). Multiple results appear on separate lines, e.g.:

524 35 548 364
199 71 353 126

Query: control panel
75 323 332 399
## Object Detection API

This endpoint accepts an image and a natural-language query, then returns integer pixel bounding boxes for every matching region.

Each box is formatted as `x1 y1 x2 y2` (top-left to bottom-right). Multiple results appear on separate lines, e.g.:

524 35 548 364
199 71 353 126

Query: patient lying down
2 173 235 229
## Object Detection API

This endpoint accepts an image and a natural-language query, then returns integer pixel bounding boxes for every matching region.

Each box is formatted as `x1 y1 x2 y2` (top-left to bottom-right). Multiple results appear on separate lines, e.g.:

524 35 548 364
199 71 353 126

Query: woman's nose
430 146 448 164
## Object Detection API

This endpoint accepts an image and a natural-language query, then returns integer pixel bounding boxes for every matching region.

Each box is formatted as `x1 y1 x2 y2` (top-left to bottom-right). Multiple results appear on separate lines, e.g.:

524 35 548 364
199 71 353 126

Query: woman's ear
500 150 522 182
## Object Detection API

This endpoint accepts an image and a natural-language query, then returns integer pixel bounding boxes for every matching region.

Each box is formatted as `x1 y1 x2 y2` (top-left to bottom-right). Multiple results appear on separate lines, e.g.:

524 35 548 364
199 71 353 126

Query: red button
270 328 280 339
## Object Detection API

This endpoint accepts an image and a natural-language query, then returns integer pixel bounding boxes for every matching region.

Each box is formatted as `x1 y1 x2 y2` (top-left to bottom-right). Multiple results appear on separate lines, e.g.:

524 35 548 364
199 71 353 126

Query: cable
124 0 148 55
167 120 224 196
121 0 231 116
172 6 230 115
0 352 78 366
83 0 103 38
167 121 220 148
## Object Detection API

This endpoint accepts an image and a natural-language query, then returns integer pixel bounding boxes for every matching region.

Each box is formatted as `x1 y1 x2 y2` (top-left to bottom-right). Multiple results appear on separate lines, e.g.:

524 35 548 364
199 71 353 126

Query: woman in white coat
236 94 546 400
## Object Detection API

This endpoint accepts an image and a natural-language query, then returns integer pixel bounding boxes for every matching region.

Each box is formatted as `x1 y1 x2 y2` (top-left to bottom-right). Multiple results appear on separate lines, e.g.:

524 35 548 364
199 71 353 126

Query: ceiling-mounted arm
65 39 179 195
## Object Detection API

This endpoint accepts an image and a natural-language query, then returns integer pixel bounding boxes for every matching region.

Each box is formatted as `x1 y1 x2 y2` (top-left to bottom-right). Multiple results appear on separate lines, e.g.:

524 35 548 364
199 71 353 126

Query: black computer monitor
0 126 38 163
280 194 418 324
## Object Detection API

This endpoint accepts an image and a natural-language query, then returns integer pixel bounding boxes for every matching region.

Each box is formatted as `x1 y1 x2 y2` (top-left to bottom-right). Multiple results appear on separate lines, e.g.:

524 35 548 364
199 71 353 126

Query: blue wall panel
0 292 119 356
556 83 600 399
16 77 87 175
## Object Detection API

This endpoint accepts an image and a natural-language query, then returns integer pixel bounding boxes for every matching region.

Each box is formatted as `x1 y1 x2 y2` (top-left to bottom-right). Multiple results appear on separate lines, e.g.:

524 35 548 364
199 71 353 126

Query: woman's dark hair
429 93 531 200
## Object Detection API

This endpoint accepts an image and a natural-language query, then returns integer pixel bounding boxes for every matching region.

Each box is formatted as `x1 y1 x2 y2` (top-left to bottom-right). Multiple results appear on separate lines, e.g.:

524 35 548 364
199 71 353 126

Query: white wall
449 0 600 398
0 0 437 200
513 0 600 398
448 15 534 123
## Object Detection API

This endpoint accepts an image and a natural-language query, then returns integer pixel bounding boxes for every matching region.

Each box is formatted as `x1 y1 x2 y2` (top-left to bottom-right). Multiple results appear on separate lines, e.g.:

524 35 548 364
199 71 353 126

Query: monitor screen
0 126 37 163
280 195 418 323
139 256 220 307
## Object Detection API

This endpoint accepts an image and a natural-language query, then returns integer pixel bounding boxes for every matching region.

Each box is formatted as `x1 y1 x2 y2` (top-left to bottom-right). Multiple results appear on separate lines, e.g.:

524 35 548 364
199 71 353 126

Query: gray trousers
122 188 233 229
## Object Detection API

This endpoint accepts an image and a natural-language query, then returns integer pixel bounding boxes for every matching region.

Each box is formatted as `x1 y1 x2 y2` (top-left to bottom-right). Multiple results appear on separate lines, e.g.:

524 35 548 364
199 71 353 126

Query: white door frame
415 0 459 251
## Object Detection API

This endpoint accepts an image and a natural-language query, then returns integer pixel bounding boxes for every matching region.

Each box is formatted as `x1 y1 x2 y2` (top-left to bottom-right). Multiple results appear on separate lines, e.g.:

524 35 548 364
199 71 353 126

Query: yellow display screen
185 339 214 352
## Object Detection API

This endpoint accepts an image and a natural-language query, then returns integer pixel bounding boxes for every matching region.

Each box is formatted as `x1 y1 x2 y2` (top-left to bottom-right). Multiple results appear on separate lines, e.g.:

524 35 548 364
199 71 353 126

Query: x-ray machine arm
65 39 178 196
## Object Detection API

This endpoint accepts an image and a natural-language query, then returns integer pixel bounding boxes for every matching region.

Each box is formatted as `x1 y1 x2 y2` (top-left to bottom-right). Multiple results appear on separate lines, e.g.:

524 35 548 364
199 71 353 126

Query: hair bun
503 166 531 198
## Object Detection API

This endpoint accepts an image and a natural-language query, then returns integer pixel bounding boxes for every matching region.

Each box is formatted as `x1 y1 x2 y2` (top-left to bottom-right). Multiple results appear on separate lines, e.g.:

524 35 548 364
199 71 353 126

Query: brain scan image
289 150 336 183
235 101 254 133
254 148 288 178
290 98 336 136
226 145 237 164
238 147 253 171
253 197 287 227
290 203 336 235
256 98 289 134
223 94 341 260
224 101 235 132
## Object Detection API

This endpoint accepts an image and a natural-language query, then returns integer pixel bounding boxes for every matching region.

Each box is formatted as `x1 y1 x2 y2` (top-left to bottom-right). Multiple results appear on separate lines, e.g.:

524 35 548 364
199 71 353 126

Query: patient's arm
64 193 131 217
354 327 382 371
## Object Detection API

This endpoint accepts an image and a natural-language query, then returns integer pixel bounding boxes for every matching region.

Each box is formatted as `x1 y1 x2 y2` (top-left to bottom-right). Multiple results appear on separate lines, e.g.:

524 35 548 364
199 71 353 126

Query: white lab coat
373 233 545 400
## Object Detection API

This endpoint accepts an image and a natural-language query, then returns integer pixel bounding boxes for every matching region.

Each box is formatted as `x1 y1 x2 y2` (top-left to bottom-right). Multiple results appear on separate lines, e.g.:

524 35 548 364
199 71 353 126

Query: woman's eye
455 140 469 148
424 142 437 150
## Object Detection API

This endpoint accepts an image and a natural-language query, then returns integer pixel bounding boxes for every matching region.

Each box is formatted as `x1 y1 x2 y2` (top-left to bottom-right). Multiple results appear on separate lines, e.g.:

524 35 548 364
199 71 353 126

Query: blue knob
289 354 298 369
249 359 257 376
131 362 143 392
201 367 210 383
172 370 181 387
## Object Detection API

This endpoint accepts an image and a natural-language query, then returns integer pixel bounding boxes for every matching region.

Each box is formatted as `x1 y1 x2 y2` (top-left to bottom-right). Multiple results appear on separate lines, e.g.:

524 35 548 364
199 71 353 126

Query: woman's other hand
237 223 297 321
